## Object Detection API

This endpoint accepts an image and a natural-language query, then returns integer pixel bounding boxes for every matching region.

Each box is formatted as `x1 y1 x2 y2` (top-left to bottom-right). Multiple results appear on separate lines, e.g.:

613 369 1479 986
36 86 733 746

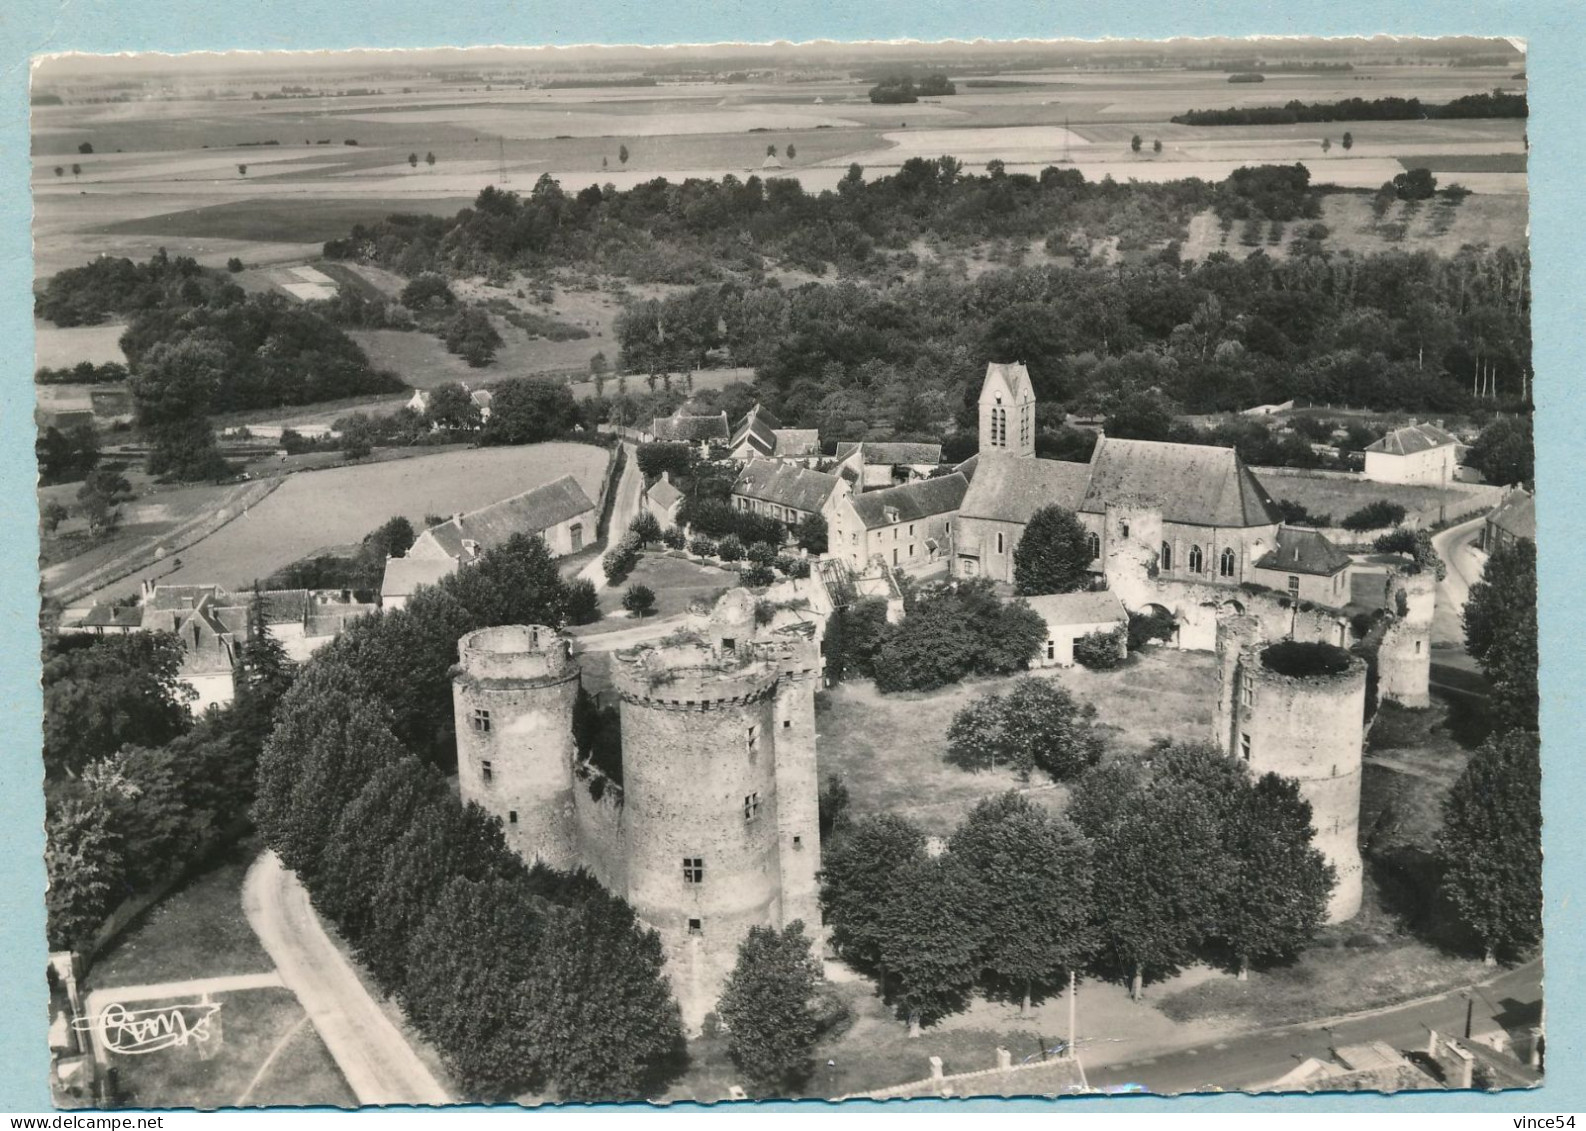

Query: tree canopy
1463 536 1538 733
1013 505 1094 595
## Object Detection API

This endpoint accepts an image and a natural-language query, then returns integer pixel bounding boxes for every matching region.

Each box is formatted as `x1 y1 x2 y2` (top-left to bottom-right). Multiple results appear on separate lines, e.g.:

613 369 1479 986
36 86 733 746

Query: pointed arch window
1188 545 1203 574
1220 546 1237 578
1086 531 1100 560
1159 542 1173 572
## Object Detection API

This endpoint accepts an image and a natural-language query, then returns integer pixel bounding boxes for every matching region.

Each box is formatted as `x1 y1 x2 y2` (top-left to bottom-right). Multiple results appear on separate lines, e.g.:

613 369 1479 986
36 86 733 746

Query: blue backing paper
1 0 1578 1113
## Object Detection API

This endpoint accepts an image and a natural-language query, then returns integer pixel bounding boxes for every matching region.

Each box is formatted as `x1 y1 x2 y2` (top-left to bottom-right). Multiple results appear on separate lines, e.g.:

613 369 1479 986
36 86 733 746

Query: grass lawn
1253 469 1497 530
74 442 610 605
818 650 1217 837
85 839 271 991
591 553 737 626
108 986 355 1110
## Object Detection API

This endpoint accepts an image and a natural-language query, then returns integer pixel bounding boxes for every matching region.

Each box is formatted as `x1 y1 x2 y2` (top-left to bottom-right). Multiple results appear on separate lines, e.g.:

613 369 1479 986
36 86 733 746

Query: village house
1362 421 1459 486
831 441 944 489
730 459 850 537
1250 525 1354 606
1482 486 1535 554
728 403 821 463
830 472 968 572
1024 590 1128 668
379 556 460 612
643 470 685 531
404 474 597 567
649 408 730 455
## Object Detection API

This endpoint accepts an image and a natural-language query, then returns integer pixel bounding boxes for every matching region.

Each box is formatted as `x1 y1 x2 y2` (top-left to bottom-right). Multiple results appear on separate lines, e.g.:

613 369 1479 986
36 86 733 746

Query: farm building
731 459 850 533
649 408 730 453
405 474 597 565
729 404 822 462
1482 486 1535 554
380 556 461 611
832 441 944 488
1363 421 1459 486
1023 590 1128 668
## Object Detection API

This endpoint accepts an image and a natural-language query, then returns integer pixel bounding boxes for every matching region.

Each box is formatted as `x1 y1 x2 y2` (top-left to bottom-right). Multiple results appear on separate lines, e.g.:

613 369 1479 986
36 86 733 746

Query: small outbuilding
1022 590 1128 668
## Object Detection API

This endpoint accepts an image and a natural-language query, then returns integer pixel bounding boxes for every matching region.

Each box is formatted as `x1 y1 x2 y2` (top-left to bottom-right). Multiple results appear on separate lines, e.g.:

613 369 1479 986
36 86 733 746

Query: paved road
578 441 642 592
1430 515 1487 649
1084 960 1541 1095
242 851 450 1107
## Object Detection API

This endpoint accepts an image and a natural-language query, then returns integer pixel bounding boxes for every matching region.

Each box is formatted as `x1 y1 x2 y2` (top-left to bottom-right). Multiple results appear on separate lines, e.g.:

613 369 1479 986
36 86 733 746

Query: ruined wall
453 625 580 870
1376 568 1435 709
1215 627 1367 923
570 771 629 896
769 646 823 938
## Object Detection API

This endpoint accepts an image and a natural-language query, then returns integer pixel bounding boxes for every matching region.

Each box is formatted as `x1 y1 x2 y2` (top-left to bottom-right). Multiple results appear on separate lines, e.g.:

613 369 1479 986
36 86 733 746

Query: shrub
945 677 1104 781
636 443 694 480
603 533 641 583
1261 640 1352 677
622 585 657 617
566 578 601 625
718 534 745 562
689 536 718 558
742 563 775 588
1342 500 1408 532
1126 608 1176 651
661 526 686 549
629 511 662 545
1373 526 1446 580
1073 627 1126 670
747 541 779 565
777 556 811 578
226 257 244 273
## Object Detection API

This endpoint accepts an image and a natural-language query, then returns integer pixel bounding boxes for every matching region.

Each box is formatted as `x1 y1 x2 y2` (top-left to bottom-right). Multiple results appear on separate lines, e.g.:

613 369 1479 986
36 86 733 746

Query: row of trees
252 533 686 1099
1171 90 1527 126
821 750 1333 1031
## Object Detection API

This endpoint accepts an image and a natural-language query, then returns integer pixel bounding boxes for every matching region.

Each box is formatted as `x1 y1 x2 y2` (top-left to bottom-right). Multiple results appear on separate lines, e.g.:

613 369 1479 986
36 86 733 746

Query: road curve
1430 515 1487 649
579 442 643 592
242 850 451 1107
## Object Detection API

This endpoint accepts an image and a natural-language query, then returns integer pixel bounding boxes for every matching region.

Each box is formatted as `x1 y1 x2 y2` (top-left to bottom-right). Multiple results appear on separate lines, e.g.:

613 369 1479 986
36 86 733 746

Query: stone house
831 441 944 489
379 556 459 611
644 470 685 530
649 409 730 455
1251 525 1354 606
954 453 1090 583
830 472 967 572
728 404 822 463
1482 486 1535 554
1023 590 1128 668
1363 421 1459 485
730 459 850 538
405 474 597 566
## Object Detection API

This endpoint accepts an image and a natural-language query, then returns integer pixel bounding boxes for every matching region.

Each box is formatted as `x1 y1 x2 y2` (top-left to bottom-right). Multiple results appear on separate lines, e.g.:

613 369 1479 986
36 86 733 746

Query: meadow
73 441 610 607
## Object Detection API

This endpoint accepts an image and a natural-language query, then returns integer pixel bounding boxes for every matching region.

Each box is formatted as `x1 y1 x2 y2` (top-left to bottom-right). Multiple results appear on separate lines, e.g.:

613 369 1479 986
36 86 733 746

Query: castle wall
570 772 628 896
769 656 823 936
1375 569 1435 709
453 625 581 871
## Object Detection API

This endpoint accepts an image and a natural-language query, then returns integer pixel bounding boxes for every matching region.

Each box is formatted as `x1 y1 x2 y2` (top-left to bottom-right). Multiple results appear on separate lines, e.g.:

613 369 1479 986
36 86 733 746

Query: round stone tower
611 641 787 1032
1375 568 1436 709
1216 621 1367 923
452 625 580 870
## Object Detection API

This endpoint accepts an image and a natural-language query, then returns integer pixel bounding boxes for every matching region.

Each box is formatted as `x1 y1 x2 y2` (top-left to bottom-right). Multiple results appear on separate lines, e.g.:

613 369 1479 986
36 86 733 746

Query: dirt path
242 851 450 1107
578 441 642 592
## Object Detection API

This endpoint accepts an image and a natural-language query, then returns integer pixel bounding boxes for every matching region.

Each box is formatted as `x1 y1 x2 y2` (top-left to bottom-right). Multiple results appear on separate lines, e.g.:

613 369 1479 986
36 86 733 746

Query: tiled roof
419 475 596 563
1365 422 1458 457
77 604 144 629
771 428 821 456
1487 488 1535 541
651 412 729 442
1022 590 1127 628
648 475 683 510
849 473 968 530
860 442 943 466
732 460 842 513
731 404 781 456
1255 526 1351 576
1081 437 1279 528
145 585 222 612
954 452 981 482
958 453 1089 524
381 556 458 598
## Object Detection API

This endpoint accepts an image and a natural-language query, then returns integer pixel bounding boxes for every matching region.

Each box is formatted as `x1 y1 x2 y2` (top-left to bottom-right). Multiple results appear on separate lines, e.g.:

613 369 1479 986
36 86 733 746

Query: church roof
1365 422 1458 457
849 473 969 529
732 460 842 513
1080 437 1280 529
958 452 1089 524
981 361 1035 404
1255 526 1351 576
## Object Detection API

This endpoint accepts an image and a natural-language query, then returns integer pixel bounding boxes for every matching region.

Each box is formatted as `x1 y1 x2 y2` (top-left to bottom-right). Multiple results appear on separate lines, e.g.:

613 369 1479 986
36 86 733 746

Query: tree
818 773 852 839
78 141 93 154
766 144 778 158
1462 537 1538 733
44 797 125 947
629 510 662 545
794 512 827 555
400 273 457 310
1467 416 1533 486
444 306 503 367
76 466 132 536
480 378 580 445
717 921 823 1092
426 151 436 169
1214 773 1334 979
1013 504 1092 595
1341 131 1354 151
237 164 248 176
1373 526 1446 580
339 413 376 460
618 144 630 165
945 677 1104 781
227 256 244 273
949 793 1094 1014
234 584 297 731
42 634 194 778
1393 167 1438 201
1153 138 1162 154
623 584 657 617
819 813 928 974
523 890 686 1100
53 165 63 178
871 579 1044 693
1437 730 1542 964
70 163 81 179
1131 134 1143 153
876 856 990 1033
566 578 601 625
786 143 797 160
1321 137 1332 153
604 533 641 584
40 500 70 534
424 381 483 431
408 152 419 169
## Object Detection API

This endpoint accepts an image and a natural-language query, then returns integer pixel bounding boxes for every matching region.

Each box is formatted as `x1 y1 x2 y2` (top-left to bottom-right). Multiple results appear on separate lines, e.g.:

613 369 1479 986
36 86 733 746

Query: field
1252 468 1503 531
31 61 1526 284
34 322 129 368
72 442 610 607
817 649 1217 836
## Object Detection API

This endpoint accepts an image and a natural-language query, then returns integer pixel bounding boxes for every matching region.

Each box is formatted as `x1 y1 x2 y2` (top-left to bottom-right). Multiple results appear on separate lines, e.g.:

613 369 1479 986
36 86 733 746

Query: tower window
793 835 803 849
1240 676 1254 710
744 793 761 822
747 725 758 752
688 918 703 935
722 637 736 653
508 810 518 824
472 708 491 733
1121 521 1131 539
996 532 1005 554
683 858 704 884
782 719 791 729
1239 734 1252 762
481 760 493 784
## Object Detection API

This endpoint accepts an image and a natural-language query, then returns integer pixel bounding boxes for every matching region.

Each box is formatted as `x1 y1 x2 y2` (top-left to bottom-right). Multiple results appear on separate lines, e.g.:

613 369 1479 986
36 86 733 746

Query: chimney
661 471 671 483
